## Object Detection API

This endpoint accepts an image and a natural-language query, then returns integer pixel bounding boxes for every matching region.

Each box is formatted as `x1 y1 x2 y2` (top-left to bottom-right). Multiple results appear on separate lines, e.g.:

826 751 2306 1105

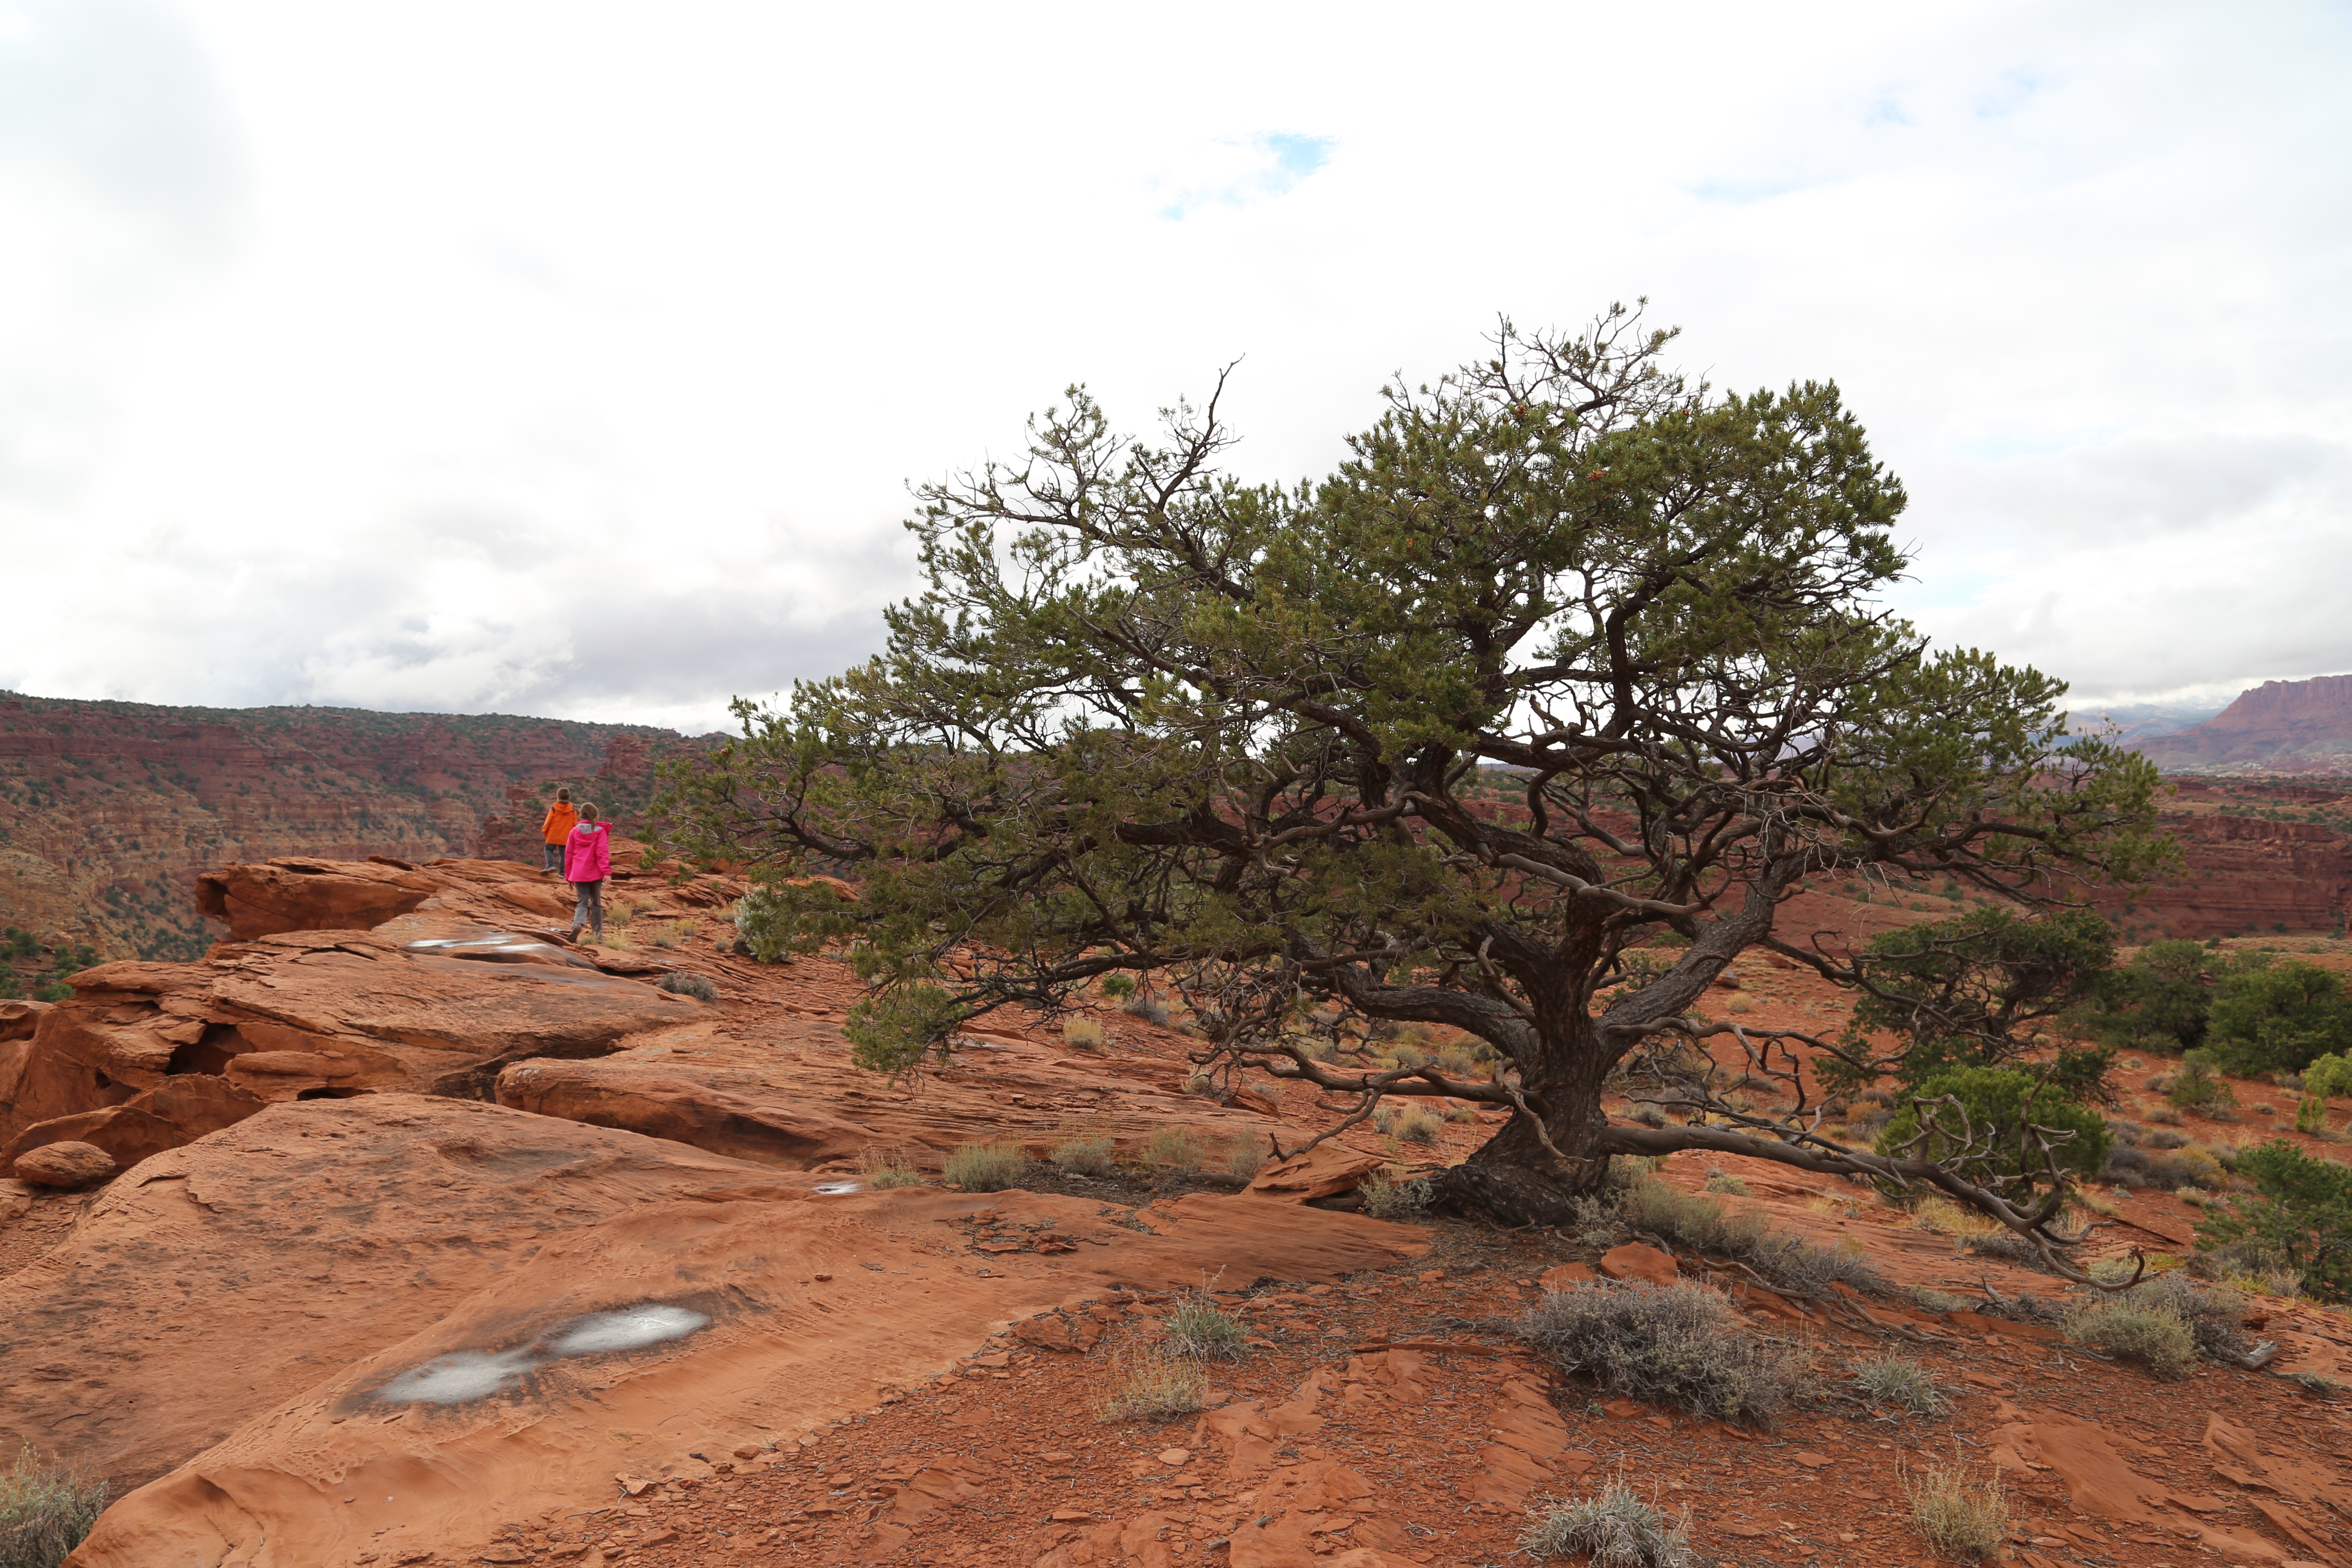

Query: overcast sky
2 1 2346 735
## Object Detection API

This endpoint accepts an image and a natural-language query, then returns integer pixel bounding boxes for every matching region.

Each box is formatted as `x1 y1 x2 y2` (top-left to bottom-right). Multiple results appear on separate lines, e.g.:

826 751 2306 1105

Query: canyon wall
0 693 709 962
2136 672 2352 775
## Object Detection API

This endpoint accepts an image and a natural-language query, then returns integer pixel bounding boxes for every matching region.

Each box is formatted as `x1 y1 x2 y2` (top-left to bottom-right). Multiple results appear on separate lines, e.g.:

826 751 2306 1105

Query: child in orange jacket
540 789 578 873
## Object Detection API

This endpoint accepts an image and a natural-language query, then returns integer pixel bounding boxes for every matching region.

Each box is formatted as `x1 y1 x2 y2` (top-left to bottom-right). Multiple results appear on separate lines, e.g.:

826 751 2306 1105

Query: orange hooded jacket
540 800 579 845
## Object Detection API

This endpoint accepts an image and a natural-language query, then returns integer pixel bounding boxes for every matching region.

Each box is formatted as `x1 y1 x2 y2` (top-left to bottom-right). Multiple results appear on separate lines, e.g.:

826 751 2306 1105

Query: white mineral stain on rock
377 1302 713 1404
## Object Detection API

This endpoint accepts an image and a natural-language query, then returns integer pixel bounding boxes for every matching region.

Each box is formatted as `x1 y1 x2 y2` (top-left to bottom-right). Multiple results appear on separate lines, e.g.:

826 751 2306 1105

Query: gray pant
570 879 605 940
543 842 565 871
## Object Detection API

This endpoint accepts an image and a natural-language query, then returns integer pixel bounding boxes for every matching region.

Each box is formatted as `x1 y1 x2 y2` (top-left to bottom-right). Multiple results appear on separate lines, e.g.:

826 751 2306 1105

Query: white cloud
0 0 2347 731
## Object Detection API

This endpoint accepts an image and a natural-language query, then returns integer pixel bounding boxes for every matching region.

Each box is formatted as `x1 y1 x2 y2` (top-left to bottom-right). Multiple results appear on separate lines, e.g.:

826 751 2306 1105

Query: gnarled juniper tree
661 307 2165 1228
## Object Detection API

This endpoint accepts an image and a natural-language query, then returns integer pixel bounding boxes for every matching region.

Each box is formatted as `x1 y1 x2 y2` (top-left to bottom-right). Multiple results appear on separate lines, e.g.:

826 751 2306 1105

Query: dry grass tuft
1091 1352 1207 1423
1143 1127 1204 1173
1061 1017 1106 1051
1163 1295 1252 1360
1900 1443 2008 1559
855 1144 923 1189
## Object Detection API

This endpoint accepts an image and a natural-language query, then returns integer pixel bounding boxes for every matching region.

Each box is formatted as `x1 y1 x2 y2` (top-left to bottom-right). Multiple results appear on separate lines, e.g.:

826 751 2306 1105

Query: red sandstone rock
1597 1242 1678 1286
0 928 697 1154
12 1138 116 1188
2138 674 2352 774
495 1057 878 1168
1245 1142 1385 1203
1537 1262 1596 1292
20 1095 1424 1567
195 856 442 938
0 1073 265 1170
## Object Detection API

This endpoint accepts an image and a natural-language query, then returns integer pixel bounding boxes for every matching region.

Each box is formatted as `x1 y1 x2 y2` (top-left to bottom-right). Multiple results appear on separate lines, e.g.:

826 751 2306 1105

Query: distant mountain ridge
2135 674 2352 775
0 692 710 962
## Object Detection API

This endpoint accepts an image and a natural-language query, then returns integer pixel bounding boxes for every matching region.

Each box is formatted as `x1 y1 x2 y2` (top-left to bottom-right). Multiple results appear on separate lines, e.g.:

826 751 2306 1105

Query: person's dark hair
557 787 572 802
579 802 600 821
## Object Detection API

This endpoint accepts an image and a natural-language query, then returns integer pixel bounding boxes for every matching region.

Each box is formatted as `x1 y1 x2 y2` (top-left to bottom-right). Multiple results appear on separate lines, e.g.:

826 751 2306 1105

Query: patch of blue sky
1158 132 1333 220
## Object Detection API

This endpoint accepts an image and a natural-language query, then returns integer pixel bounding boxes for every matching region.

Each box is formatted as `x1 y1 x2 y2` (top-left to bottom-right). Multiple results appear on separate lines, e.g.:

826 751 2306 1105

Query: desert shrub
1122 994 1171 1027
2067 1298 2196 1378
2144 1104 2185 1125
1436 1044 1483 1076
1361 1170 1433 1219
0 1447 107 1568
2207 958 2352 1075
1223 1139 1263 1179
2107 1118 2144 1145
943 1142 1026 1192
1163 1297 1250 1360
1142 1127 1204 1173
1517 1281 1803 1426
1097 973 1137 1000
1445 1103 1480 1123
857 1145 923 1189
1627 1102 1670 1128
1620 1178 1882 1297
1387 1043 1428 1069
1876 1067 2111 1193
1519 1476 1694 1568
1061 1017 1106 1051
647 923 683 949
1701 1170 1748 1195
1852 1355 1944 1415
2100 1144 2151 1184
2143 1146 2226 1191
655 971 719 1002
1093 1351 1206 1422
1391 1107 1442 1143
2197 1137 2352 1302
2141 1127 2190 1149
2167 1049 2238 1115
1901 1445 2008 1559
1049 1136 1117 1176
2296 1052 2352 1133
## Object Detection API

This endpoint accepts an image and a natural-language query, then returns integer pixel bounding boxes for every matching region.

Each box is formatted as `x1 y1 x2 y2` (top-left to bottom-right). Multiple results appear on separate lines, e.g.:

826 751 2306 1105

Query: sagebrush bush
1701 1170 1747 1195
1852 1355 1943 1415
1163 1296 1251 1360
1049 1136 1117 1176
2068 1298 2196 1378
0 1447 107 1568
1122 994 1171 1027
655 971 719 1002
1223 1139 1263 1179
1517 1281 1802 1426
1092 1352 1206 1422
1061 1017 1106 1051
943 1142 1026 1192
1361 1170 1433 1219
1902 1446 2008 1559
1519 1476 1694 1567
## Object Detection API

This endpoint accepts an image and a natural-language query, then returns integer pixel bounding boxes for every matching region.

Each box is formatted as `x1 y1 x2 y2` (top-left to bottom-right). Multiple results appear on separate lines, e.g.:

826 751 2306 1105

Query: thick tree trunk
1426 1012 1614 1228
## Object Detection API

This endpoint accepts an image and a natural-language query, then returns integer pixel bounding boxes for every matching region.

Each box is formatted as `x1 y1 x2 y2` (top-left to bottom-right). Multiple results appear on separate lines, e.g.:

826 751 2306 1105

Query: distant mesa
2132 673 2352 776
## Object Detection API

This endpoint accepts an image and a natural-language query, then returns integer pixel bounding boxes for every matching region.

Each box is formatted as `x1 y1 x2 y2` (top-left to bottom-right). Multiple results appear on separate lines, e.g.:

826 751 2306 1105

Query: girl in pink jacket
564 804 613 942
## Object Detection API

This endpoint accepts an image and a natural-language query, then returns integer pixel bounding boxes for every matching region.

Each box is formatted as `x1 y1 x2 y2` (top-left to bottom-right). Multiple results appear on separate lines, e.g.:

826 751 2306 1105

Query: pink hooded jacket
564 821 612 882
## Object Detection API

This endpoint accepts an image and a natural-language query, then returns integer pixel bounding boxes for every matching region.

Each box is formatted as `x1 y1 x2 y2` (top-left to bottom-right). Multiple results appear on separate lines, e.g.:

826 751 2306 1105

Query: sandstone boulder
196 856 441 938
1246 1140 1385 1203
0 929 701 1153
12 1138 116 1188
2 1073 267 1170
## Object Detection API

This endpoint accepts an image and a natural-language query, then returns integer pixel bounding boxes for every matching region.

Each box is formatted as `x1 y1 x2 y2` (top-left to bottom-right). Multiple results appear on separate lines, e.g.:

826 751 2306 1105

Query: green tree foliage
2076 938 2220 1055
2297 1052 2352 1134
2205 957 2352 1075
2167 1048 2237 1115
1874 1066 2110 1197
2197 1138 2352 1302
661 309 2165 1225
1825 906 2116 1100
